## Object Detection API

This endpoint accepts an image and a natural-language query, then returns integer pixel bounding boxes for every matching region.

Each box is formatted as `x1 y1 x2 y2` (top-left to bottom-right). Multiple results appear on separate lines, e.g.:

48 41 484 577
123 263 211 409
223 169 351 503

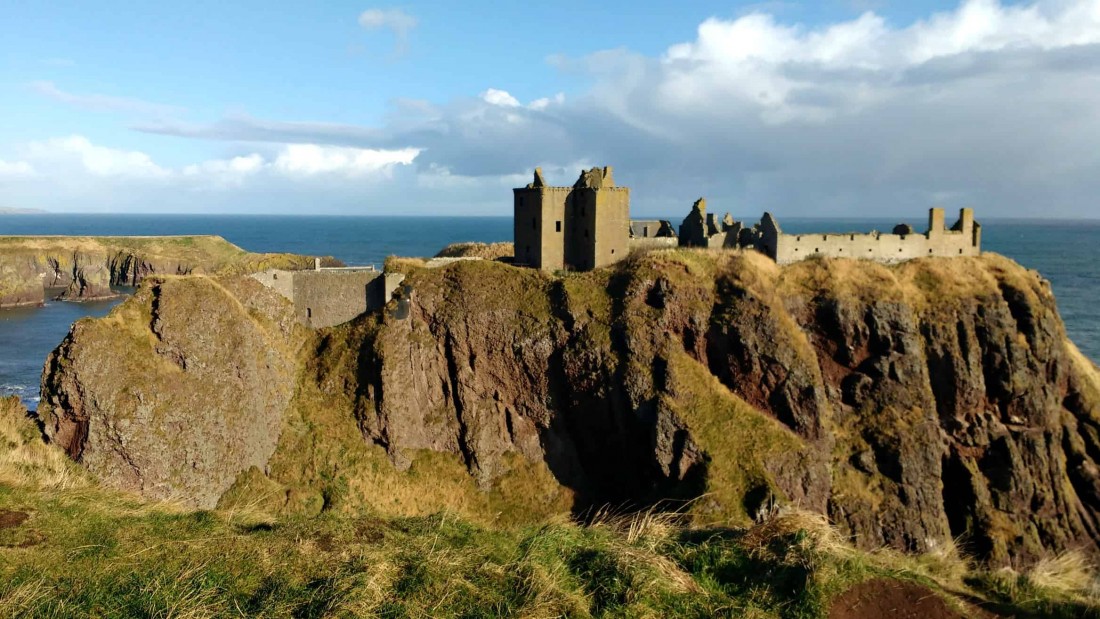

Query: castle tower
513 166 630 271
927 208 946 237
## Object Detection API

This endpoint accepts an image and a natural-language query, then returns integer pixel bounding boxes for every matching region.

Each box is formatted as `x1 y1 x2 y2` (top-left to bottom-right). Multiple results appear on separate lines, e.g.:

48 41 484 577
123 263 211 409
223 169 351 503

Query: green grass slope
4 390 1099 618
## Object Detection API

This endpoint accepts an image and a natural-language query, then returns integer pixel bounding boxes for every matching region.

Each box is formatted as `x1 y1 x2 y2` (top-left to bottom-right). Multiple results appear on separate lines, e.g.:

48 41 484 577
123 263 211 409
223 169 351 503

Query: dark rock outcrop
36 251 1100 566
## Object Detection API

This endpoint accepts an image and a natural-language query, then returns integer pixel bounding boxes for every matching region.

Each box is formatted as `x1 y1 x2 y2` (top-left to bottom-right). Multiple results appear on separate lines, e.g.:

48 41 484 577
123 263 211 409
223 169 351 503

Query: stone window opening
611 249 615 255
556 221 562 232
307 308 312 319
643 225 649 237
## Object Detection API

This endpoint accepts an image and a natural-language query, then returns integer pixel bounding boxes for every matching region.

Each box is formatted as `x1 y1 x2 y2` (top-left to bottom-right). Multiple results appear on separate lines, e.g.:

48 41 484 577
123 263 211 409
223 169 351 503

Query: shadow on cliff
538 265 709 520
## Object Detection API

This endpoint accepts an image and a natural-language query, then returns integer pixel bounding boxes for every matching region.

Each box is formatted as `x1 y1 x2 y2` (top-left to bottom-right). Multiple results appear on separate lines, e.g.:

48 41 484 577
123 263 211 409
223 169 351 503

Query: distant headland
0 207 47 214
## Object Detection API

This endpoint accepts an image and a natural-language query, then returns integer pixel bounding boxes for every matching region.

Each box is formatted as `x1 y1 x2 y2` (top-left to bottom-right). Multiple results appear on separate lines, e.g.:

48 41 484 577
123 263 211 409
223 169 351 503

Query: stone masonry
513 166 631 271
252 259 405 328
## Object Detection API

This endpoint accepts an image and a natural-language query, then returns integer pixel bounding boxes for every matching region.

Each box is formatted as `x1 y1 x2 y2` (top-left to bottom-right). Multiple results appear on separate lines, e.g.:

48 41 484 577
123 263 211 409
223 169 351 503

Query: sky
1 0 1099 218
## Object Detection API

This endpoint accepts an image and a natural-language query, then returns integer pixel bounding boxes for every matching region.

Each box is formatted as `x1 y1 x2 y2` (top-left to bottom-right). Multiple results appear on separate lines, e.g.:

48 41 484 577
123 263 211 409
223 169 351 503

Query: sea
1 214 1098 410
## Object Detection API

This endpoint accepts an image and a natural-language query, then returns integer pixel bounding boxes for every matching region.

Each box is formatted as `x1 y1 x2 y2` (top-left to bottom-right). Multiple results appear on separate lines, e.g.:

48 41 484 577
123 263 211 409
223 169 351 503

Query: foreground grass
3 395 1100 618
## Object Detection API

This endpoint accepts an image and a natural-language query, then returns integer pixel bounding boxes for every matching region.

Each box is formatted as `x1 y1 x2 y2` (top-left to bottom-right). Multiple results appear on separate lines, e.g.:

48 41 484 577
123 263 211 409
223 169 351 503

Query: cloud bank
10 0 1100 216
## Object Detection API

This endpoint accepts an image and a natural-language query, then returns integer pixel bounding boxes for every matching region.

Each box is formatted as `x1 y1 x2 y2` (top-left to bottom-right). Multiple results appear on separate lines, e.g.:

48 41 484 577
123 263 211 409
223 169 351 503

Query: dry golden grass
0 397 87 490
435 242 514 261
741 509 855 562
1026 551 1097 596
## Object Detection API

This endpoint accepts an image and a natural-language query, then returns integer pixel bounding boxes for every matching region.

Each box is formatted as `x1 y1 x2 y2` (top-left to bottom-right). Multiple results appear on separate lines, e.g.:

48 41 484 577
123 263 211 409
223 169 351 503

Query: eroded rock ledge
0 235 331 308
36 251 1100 566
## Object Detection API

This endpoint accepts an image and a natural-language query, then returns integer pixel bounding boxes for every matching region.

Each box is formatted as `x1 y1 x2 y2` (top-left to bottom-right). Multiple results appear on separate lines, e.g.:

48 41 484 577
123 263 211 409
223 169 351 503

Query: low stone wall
628 237 679 251
773 229 980 265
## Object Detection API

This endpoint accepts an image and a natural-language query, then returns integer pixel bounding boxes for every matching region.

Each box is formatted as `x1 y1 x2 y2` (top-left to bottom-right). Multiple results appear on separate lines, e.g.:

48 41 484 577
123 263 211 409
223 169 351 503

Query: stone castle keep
513 166 631 271
515 166 981 270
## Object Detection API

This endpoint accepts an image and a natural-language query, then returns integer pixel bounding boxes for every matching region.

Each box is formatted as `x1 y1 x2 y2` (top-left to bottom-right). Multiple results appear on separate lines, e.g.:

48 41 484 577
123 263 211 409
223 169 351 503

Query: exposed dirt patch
313 532 337 552
354 516 386 544
0 509 29 529
829 579 978 619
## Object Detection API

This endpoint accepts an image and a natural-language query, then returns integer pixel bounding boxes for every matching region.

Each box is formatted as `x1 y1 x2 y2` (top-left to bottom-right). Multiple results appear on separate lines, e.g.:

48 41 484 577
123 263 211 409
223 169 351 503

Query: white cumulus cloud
481 88 522 107
272 144 419 177
22 135 170 178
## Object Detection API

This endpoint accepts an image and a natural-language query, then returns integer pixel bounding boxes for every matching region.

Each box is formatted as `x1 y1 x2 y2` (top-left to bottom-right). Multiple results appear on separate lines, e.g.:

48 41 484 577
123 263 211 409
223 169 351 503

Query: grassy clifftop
4 394 1100 617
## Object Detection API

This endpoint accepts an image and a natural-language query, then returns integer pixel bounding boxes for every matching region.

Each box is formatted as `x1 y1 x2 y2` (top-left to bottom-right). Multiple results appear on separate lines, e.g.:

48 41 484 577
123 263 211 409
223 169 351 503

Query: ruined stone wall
291 269 381 328
772 208 980 265
773 230 979 264
629 237 679 251
761 209 985 264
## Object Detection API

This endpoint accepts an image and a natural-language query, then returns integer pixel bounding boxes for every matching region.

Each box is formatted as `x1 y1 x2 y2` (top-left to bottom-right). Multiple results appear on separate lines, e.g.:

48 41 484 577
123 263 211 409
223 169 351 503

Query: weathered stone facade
628 219 678 251
252 264 404 328
759 208 982 264
513 166 630 271
678 198 744 249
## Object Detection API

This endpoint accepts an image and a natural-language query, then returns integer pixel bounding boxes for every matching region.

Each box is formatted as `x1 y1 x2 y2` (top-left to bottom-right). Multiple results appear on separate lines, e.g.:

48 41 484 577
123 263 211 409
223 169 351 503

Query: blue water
1 214 1097 409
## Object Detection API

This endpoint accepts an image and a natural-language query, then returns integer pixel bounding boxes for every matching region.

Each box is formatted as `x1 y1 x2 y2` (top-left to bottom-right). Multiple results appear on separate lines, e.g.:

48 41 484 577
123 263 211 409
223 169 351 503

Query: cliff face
38 276 302 507
0 235 329 307
37 251 1100 565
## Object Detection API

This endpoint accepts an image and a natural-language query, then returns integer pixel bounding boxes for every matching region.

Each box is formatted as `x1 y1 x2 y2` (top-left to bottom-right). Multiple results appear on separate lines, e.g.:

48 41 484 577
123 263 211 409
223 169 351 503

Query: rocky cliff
36 250 1100 566
0 235 332 308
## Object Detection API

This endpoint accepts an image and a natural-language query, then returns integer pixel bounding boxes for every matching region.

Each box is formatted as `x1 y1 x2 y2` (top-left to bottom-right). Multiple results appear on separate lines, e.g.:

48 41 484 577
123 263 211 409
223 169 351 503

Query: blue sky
1 0 1098 217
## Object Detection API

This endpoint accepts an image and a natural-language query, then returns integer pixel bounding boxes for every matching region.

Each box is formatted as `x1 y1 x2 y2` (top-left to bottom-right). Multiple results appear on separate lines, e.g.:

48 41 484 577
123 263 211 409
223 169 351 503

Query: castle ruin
513 166 630 271
756 208 982 264
507 165 983 270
